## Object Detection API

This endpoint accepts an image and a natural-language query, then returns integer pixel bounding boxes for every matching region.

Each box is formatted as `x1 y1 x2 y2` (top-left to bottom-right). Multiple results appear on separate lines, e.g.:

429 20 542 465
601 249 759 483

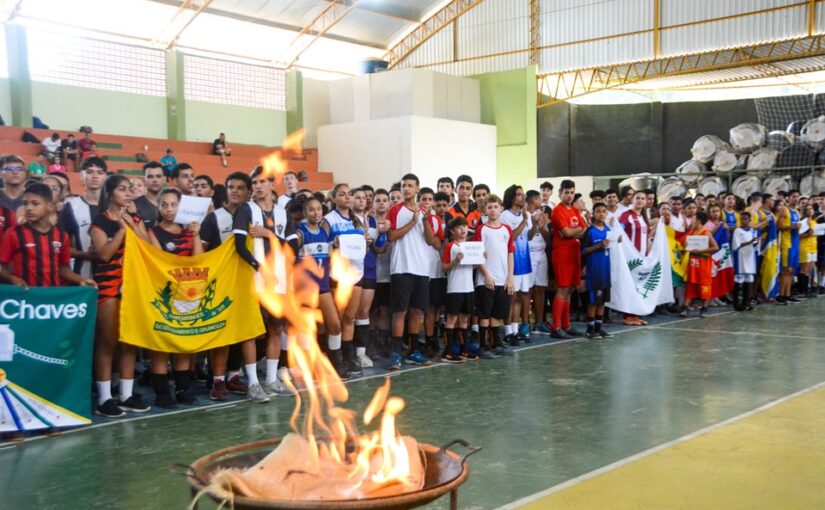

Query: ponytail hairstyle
99 174 131 212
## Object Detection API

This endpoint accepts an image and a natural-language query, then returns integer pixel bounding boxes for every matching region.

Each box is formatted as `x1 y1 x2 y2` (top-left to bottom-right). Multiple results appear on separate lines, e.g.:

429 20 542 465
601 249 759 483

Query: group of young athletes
1 153 823 419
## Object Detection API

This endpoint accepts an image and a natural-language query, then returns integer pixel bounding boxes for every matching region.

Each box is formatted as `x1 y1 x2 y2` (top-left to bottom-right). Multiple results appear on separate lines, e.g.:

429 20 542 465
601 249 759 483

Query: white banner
607 220 674 315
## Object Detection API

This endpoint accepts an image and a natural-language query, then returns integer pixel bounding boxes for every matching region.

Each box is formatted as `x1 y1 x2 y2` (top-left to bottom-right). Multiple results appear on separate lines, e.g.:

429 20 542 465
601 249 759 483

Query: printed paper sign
798 218 810 235
338 234 367 261
174 195 211 225
685 235 709 252
459 241 485 265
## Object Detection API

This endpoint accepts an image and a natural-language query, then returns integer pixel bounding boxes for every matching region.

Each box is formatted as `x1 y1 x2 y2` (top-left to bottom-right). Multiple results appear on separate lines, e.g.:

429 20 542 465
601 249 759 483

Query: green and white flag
0 286 97 432
607 220 674 316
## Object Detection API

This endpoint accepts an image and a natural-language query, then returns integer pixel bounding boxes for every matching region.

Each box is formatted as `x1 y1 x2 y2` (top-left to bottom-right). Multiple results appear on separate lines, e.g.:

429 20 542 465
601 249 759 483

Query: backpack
21 131 40 144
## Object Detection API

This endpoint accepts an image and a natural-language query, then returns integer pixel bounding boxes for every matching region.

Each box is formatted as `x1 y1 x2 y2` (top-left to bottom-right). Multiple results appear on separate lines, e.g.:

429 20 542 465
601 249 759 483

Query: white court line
497 378 825 510
0 310 735 446
650 325 825 342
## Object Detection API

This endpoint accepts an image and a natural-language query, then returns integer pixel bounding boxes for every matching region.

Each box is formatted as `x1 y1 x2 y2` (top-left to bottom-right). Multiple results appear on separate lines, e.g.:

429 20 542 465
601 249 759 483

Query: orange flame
260 129 305 181
253 232 418 496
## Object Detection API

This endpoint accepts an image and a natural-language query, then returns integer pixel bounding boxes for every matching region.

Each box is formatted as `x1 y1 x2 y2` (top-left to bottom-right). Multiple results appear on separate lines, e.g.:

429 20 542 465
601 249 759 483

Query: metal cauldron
187 439 480 510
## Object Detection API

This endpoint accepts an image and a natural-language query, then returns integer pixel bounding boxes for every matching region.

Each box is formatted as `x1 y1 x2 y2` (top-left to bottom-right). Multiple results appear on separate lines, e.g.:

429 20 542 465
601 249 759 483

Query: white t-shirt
442 241 475 293
732 227 757 275
473 223 514 287
606 207 623 230
670 213 686 233
276 193 293 209
387 203 439 277
43 138 61 153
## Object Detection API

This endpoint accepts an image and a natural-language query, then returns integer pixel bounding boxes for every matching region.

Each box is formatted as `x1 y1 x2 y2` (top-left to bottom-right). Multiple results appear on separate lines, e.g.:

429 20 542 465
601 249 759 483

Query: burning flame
251 133 419 498
260 129 305 180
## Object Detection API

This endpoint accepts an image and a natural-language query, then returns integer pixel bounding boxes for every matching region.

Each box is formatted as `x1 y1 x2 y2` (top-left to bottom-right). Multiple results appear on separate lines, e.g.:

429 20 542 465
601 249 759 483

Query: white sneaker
358 353 373 368
264 378 291 397
247 383 270 404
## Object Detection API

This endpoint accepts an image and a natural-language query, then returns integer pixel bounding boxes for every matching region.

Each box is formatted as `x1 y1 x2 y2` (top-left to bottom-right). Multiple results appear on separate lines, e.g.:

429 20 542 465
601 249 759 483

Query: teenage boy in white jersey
233 166 298 397
387 173 439 370
59 157 107 279
473 194 515 358
500 185 538 345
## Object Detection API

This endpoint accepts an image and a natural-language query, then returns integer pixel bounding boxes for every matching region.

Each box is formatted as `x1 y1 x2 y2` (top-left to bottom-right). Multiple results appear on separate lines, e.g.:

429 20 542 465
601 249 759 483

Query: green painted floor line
497 378 825 510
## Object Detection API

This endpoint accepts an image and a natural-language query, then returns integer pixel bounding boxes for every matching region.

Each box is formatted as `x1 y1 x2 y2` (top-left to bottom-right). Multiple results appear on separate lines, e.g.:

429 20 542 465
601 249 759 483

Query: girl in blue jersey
322 183 366 378
295 196 343 374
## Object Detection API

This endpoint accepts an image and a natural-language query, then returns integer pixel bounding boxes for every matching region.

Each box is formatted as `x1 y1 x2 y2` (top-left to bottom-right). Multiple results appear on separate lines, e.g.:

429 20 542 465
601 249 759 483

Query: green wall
185 100 287 147
473 66 537 191
31 82 168 138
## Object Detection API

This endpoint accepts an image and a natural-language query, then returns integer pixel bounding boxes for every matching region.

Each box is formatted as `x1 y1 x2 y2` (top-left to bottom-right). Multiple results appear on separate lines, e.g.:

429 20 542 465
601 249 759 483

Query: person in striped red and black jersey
89 174 151 419
0 183 95 289
146 188 203 409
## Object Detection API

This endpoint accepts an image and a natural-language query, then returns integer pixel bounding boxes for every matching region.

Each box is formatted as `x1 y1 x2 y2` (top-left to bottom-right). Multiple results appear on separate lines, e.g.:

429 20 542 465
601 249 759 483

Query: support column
5 24 32 128
529 0 540 66
286 70 303 142
165 50 186 140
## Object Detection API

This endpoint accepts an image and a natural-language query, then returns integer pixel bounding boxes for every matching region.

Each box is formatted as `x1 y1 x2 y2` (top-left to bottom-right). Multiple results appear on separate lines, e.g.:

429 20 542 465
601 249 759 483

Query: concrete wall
31 82 167 138
538 97 759 177
317 115 496 191
301 77 330 148
474 66 537 191
185 100 287 146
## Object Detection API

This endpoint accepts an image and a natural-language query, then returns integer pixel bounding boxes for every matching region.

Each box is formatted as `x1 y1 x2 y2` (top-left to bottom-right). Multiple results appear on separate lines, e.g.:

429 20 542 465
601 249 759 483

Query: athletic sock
244 363 259 386
265 359 279 385
595 319 603 331
552 296 564 330
173 370 190 393
407 333 420 354
151 373 169 396
492 326 503 347
278 349 289 369
356 346 366 357
327 333 342 351
471 324 479 333
391 336 404 355
213 375 225 382
227 370 241 380
479 326 489 349
458 328 468 349
445 328 456 355
96 380 112 405
587 317 595 328
119 378 134 402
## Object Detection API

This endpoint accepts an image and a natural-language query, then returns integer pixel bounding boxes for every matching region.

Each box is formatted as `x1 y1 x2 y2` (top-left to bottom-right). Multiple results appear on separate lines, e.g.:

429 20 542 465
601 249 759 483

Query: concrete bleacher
0 126 333 194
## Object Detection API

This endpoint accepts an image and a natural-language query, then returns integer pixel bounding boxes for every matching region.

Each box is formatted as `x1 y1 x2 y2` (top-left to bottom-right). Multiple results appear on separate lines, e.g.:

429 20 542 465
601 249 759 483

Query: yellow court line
511 383 825 510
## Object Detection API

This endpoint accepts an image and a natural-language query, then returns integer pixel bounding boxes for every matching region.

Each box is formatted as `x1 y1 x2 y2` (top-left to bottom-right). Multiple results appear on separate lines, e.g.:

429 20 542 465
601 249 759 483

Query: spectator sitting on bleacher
60 133 79 171
48 155 67 174
42 132 61 157
160 148 177 177
169 163 195 196
27 152 48 179
0 155 27 213
212 132 232 168
77 129 95 159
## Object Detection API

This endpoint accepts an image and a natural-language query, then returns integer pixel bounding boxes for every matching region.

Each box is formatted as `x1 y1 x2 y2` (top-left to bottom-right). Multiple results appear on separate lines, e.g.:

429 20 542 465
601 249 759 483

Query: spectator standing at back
0 155 28 214
160 148 177 177
277 171 299 208
42 133 61 158
540 181 555 211
132 161 164 229
168 163 195 196
59 157 107 279
60 133 79 172
213 133 232 168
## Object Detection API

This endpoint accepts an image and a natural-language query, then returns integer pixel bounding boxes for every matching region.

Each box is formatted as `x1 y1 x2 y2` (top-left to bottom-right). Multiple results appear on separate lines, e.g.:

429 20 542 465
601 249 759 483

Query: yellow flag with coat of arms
120 229 265 353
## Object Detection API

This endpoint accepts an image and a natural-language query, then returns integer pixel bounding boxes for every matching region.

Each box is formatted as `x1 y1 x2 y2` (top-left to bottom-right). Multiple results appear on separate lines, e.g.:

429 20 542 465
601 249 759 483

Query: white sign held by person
338 234 367 261
174 195 211 225
685 235 709 252
607 221 674 316
459 242 485 265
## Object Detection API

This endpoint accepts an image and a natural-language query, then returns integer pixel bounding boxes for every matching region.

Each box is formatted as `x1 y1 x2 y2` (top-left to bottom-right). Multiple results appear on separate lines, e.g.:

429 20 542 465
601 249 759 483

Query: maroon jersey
152 224 195 256
0 205 16 239
0 224 70 287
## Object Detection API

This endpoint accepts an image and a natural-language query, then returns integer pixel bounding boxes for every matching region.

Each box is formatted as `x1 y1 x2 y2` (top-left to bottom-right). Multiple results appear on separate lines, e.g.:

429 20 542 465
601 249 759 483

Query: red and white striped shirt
619 209 649 255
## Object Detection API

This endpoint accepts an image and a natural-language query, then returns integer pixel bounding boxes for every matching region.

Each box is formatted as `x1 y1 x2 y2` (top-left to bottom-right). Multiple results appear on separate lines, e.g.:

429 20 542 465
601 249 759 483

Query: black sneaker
699 307 708 318
118 394 150 413
551 329 573 340
95 398 125 418
566 327 585 337
506 334 521 346
329 350 351 380
598 329 613 338
788 296 801 303
585 327 599 339
176 390 198 405
154 391 178 409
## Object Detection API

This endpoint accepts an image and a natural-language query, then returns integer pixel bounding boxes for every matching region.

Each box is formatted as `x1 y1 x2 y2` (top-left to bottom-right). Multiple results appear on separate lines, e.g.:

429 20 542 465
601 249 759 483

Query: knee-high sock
561 299 571 330
552 296 565 331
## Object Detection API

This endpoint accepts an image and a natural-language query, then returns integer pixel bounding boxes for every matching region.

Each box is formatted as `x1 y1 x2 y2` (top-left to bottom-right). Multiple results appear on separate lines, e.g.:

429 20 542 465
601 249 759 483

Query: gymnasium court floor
3 299 825 509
